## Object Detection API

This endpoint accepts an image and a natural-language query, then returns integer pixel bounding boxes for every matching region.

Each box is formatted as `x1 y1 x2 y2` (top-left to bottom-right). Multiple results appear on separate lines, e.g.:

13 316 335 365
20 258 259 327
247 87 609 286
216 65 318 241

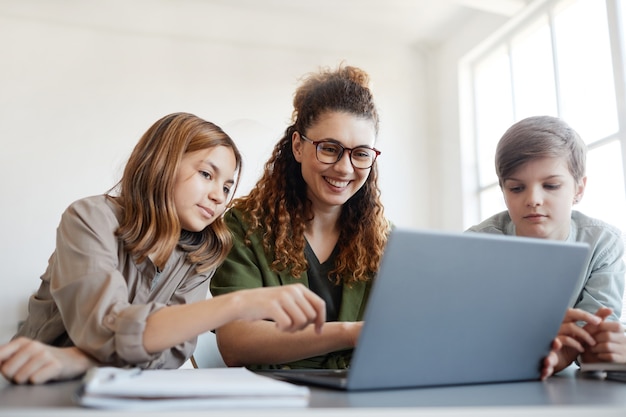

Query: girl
210 65 390 369
468 115 626 376
0 112 325 384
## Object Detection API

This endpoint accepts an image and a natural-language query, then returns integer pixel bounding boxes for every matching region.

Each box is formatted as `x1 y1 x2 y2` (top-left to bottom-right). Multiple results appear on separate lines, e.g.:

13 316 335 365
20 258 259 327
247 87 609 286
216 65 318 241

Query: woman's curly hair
233 65 389 285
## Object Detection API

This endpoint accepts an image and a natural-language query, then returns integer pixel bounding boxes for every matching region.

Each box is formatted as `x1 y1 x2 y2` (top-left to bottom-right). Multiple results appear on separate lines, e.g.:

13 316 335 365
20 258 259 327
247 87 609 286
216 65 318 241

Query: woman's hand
342 321 363 348
0 337 95 385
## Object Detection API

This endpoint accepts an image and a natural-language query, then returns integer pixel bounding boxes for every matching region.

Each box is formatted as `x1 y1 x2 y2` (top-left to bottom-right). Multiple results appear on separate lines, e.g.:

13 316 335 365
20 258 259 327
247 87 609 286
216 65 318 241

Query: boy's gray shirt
468 210 625 321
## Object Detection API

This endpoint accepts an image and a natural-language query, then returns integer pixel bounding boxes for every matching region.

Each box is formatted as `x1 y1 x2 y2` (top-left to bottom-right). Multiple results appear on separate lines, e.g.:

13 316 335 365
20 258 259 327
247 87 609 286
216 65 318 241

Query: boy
468 115 626 375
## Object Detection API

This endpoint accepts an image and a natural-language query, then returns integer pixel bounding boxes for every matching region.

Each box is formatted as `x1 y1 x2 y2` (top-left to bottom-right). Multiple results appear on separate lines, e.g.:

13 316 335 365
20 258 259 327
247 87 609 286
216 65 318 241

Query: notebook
75 367 309 409
262 227 590 391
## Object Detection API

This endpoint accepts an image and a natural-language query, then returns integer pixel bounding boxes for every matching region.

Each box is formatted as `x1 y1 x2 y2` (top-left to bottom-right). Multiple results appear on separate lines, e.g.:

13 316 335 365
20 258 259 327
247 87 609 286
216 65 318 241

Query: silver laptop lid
347 227 590 390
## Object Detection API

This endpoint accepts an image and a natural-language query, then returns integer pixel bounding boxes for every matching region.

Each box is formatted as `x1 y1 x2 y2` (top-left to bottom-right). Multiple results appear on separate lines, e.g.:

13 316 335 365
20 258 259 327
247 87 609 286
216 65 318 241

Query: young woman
468 115 626 376
0 112 325 384
210 65 390 369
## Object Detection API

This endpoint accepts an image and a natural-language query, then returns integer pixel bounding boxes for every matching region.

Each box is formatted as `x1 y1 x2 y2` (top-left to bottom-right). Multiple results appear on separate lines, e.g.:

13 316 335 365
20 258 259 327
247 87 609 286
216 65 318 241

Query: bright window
464 0 626 321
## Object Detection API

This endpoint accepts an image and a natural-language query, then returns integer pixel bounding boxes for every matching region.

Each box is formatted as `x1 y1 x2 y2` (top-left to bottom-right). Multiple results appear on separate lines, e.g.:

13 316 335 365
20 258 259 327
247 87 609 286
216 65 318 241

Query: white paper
76 367 309 409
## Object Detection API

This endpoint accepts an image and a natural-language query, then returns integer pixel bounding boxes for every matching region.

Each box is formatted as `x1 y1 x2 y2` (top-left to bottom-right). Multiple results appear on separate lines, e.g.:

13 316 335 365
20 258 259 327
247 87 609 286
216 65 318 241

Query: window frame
460 0 626 321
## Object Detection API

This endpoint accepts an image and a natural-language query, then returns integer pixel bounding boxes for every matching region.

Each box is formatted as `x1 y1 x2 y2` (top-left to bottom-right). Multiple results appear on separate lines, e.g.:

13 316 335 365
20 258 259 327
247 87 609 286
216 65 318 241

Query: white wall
428 13 511 231
0 1 505 343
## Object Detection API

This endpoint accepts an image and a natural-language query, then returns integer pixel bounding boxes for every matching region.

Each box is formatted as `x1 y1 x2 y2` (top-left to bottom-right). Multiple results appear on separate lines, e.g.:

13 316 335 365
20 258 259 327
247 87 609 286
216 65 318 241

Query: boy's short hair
495 115 587 186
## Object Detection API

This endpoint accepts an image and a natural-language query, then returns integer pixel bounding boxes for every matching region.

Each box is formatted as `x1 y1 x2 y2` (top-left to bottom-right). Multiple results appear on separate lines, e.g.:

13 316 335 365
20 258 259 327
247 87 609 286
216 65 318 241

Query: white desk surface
1 366 625 416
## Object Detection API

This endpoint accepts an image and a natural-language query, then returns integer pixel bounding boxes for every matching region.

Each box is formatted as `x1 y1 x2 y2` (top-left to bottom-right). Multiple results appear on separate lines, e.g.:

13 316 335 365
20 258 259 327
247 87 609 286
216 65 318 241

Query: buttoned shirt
15 195 213 368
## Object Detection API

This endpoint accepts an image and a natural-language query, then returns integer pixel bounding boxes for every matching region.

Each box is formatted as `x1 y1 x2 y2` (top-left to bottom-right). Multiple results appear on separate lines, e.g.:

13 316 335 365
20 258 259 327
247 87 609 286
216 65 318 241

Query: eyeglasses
300 134 381 169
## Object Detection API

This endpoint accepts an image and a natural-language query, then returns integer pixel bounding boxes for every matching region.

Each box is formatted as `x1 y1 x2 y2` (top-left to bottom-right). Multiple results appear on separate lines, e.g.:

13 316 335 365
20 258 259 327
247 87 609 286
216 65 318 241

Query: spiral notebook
75 367 309 409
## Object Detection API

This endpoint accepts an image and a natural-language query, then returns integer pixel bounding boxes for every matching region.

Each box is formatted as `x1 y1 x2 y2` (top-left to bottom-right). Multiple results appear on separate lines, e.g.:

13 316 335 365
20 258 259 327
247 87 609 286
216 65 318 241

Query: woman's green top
210 207 374 370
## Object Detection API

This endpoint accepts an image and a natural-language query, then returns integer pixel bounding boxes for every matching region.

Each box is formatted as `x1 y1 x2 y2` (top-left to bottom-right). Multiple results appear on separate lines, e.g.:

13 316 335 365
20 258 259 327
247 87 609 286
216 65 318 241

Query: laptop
261 227 590 391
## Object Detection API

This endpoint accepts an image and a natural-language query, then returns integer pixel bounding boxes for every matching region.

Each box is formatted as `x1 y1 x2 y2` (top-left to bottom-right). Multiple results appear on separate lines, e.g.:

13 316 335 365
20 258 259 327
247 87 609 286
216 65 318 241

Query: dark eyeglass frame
300 134 381 169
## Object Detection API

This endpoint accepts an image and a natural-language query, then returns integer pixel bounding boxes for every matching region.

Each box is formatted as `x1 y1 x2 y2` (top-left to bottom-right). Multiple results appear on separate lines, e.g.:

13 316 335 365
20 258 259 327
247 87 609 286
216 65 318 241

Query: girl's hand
236 284 326 334
0 337 95 385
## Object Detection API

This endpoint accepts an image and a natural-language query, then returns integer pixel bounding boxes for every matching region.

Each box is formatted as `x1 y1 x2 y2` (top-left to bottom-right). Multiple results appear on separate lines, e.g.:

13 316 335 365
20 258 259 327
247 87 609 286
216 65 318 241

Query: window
463 0 626 321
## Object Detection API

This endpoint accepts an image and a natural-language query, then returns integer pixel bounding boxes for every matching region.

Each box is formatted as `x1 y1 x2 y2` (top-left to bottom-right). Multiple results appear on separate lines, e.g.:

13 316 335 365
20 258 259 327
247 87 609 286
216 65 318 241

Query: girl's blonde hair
109 112 242 272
